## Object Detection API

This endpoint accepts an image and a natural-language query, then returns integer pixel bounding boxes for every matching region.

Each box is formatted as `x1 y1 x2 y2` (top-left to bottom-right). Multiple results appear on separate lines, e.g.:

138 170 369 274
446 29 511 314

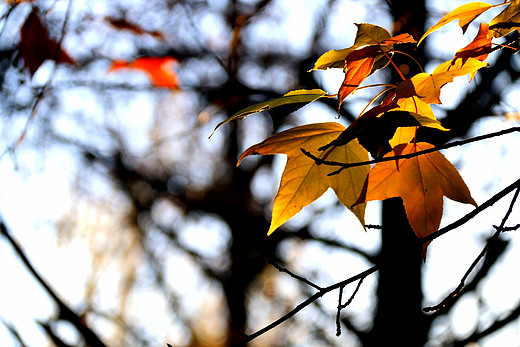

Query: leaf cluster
213 1 520 255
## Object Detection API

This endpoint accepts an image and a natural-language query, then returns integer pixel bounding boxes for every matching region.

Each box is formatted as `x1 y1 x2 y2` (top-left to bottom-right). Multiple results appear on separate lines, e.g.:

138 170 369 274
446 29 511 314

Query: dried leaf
238 122 369 235
105 16 164 39
17 10 74 76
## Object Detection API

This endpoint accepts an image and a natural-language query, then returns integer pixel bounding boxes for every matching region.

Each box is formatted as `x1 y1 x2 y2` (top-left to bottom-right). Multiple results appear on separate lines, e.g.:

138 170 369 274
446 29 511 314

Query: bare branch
424 186 520 313
301 127 520 174
265 258 322 290
336 278 364 336
0 221 107 347
238 265 378 345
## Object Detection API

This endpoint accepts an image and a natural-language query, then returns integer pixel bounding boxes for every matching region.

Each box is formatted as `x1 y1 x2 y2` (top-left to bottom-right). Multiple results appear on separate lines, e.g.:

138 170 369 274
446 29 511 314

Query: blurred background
0 0 519 346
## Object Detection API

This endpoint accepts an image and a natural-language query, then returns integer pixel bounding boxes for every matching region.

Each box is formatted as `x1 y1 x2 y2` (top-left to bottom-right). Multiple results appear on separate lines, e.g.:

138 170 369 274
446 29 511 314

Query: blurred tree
0 0 519 346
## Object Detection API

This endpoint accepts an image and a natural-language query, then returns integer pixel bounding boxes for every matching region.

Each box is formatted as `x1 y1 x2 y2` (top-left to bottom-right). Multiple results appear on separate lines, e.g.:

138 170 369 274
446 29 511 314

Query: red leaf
17 10 74 76
109 57 180 89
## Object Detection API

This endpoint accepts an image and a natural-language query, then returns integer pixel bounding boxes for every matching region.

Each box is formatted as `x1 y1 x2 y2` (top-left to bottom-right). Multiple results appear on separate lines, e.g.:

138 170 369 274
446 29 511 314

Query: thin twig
238 265 378 345
301 127 520 175
421 177 520 243
423 186 520 312
336 278 364 336
265 258 322 290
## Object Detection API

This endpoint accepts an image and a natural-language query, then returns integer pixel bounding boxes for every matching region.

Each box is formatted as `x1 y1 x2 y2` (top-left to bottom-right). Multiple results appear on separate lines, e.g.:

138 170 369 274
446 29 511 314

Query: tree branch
0 221 107 347
424 186 520 313
237 265 378 345
301 127 520 174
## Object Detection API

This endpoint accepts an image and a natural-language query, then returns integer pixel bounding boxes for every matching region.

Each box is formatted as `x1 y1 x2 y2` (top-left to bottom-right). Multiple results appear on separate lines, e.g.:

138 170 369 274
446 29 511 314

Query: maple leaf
108 56 180 89
417 2 494 45
16 10 74 76
395 57 488 104
489 0 520 38
320 89 447 158
354 142 477 256
210 89 328 136
237 122 369 235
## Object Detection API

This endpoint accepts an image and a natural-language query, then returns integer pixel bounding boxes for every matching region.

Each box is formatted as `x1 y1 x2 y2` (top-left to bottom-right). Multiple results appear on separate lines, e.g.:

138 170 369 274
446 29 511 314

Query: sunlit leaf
355 142 477 256
455 23 493 62
489 0 520 38
311 23 392 70
417 2 493 45
320 108 447 158
237 122 369 235
311 24 413 71
338 45 379 109
210 89 328 136
395 58 488 104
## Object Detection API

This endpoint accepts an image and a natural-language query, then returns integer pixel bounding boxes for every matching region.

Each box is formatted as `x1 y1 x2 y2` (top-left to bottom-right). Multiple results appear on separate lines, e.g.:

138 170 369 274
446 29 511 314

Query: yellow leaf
489 0 520 38
238 122 369 235
418 2 493 45
355 142 477 256
396 58 488 104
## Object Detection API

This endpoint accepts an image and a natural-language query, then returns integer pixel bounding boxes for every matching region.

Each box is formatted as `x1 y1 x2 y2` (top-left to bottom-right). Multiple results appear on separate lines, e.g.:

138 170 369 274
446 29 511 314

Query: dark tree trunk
367 1 430 346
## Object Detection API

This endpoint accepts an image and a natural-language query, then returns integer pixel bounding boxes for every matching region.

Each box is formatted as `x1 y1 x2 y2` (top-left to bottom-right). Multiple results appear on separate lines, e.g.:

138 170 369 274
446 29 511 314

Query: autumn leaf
108 56 180 89
338 45 380 109
16 10 74 76
455 23 493 64
489 0 520 38
355 142 477 256
322 109 446 158
311 23 414 71
311 23 392 70
105 16 164 39
417 2 494 45
237 122 369 235
395 57 488 104
210 89 328 136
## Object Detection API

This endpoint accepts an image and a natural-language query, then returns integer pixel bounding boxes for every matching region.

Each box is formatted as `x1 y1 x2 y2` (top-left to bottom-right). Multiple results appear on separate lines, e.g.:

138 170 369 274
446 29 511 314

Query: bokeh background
0 0 519 346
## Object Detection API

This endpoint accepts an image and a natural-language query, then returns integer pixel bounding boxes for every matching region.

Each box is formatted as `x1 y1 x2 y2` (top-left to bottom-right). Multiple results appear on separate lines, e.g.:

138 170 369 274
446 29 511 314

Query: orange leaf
355 142 477 256
17 10 74 76
455 23 493 64
237 122 369 235
109 57 180 89
338 45 379 109
418 2 493 45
